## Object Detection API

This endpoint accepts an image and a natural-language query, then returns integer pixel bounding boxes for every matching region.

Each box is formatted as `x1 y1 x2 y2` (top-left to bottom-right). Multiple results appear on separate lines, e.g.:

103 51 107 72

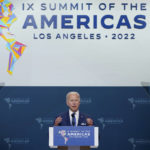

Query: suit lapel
78 112 87 126
78 112 83 126
66 111 71 126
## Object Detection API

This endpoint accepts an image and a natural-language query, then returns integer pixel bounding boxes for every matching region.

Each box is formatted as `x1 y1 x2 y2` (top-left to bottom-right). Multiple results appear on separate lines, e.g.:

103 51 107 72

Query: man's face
67 94 80 112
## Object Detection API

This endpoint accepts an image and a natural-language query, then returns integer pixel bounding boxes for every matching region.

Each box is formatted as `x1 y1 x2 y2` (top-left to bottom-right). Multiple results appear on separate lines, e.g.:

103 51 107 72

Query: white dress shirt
69 109 79 126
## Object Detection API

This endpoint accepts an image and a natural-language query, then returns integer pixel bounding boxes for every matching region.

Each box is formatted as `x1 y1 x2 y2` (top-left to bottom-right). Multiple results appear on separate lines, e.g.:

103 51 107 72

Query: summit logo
128 138 150 150
128 97 150 110
3 137 30 150
0 0 26 74
3 97 30 110
35 117 54 129
97 117 124 129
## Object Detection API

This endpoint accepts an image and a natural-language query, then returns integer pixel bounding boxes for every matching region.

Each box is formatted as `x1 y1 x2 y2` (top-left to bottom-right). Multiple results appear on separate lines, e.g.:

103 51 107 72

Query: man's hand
86 118 93 126
54 116 62 126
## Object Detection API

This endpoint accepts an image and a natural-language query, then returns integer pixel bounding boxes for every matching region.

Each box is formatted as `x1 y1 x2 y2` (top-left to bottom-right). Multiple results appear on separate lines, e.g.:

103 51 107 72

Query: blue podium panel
50 126 96 146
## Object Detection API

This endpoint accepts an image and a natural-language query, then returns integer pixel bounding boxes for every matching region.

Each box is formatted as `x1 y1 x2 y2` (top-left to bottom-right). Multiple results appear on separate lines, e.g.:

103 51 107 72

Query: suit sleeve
53 113 63 126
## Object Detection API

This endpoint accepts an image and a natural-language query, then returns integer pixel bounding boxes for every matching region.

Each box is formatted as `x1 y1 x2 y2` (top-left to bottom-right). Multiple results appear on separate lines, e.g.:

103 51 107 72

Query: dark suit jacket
54 111 93 126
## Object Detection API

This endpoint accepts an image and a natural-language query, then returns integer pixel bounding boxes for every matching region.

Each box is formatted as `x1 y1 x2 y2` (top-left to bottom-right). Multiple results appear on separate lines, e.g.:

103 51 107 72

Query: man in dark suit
54 91 93 126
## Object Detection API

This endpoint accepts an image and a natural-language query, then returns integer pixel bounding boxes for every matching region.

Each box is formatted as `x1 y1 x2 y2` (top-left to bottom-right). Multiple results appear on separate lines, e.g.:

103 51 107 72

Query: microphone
71 113 75 118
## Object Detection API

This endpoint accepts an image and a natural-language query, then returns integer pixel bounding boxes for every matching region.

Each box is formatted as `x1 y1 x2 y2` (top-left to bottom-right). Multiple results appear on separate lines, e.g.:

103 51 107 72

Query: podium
49 126 99 150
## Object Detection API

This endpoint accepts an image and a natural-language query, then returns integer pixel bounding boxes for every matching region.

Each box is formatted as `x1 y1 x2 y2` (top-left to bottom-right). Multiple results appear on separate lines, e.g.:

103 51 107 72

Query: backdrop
0 86 150 150
0 0 150 86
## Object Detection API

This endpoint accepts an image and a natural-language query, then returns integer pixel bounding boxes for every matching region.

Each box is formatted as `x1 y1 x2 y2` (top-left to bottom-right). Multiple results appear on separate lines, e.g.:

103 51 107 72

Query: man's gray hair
66 91 80 101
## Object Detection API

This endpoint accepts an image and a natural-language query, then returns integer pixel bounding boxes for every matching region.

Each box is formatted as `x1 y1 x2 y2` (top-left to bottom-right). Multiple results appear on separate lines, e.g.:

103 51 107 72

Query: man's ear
66 100 69 107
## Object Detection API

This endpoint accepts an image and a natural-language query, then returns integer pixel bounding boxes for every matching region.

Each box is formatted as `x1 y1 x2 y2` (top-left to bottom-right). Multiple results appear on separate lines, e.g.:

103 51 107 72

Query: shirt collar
69 109 79 116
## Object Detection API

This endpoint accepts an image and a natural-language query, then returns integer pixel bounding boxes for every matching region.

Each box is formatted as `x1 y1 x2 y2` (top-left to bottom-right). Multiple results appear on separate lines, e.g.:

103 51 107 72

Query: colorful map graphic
0 0 26 75
59 130 69 144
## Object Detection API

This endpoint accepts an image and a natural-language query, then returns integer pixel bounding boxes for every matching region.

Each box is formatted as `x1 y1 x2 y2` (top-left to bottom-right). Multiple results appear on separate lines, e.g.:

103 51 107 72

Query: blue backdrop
0 86 150 150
